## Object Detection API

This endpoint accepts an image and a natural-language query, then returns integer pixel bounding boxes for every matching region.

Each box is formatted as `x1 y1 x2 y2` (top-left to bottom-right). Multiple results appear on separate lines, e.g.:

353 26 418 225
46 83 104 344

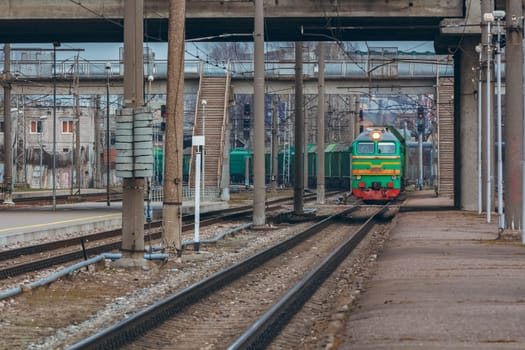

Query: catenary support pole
252 0 266 226
2 44 13 205
418 128 423 190
486 19 492 223
294 42 304 214
495 15 504 230
520 9 525 241
121 0 145 258
52 41 59 211
94 96 101 189
194 147 201 252
522 14 525 243
271 95 278 191
106 63 111 206
317 42 325 204
477 44 483 215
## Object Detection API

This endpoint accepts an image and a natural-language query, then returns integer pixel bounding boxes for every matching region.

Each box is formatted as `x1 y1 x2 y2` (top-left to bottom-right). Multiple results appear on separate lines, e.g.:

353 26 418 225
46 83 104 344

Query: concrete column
252 0 266 226
504 0 524 230
121 0 145 258
458 38 481 211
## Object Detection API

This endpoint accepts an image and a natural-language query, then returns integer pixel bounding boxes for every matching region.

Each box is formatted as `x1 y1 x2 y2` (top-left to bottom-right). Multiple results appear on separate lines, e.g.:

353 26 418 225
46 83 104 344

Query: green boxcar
230 148 252 184
324 143 352 189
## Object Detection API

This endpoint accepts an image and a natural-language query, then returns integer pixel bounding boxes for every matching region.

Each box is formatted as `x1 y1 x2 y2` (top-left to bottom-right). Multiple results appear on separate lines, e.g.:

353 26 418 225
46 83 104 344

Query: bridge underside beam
0 0 464 43
0 17 446 43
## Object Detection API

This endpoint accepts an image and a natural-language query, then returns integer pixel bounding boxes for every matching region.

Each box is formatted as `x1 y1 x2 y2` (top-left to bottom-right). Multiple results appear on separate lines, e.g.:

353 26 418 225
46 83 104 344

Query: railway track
67 204 389 350
0 193 323 280
6 192 124 207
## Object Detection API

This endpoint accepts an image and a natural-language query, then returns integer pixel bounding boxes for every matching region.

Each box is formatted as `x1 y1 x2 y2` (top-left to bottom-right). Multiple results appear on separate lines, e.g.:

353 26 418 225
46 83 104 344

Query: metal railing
3 56 454 81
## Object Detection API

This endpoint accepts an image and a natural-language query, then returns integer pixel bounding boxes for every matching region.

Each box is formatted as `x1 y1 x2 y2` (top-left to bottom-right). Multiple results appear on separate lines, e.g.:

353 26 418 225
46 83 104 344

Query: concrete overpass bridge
1 0 523 233
1 0 470 47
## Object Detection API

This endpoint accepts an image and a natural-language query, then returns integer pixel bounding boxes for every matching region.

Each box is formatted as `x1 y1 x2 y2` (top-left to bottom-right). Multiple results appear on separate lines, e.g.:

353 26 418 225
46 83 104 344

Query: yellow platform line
0 213 120 233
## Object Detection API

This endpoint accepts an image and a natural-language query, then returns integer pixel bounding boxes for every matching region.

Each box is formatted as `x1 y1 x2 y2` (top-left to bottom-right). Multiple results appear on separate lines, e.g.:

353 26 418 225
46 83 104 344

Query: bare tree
208 42 251 62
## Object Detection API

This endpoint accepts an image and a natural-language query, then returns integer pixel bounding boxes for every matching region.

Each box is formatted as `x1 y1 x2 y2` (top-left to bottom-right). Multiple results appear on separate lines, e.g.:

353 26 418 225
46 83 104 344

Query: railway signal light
417 106 425 133
417 107 424 120
243 103 251 117
160 104 167 131
359 109 364 133
243 103 251 129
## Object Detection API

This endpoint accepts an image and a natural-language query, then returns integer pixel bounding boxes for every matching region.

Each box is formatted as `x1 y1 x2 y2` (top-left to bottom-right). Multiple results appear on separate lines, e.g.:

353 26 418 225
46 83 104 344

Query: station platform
0 193 228 246
342 191 525 349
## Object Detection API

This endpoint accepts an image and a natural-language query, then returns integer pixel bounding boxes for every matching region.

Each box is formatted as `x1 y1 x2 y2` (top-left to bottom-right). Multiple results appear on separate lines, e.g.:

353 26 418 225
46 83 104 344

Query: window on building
30 120 43 134
62 120 74 134
0 121 4 133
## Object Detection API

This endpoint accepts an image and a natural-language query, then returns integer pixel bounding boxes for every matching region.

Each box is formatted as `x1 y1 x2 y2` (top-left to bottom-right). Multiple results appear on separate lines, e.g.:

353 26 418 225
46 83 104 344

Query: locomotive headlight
391 175 397 180
356 175 361 180
371 131 381 140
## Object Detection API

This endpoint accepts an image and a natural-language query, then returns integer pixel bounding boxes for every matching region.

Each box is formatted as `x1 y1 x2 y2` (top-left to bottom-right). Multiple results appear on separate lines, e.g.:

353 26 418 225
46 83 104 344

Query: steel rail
0 193 317 262
228 204 388 349
66 206 359 350
0 193 324 279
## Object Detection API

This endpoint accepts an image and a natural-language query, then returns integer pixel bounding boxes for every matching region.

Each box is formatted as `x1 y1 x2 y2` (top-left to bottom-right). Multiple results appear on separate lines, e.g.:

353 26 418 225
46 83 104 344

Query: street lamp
52 41 60 211
482 13 494 223
475 43 482 215
201 98 207 199
105 62 111 206
492 10 505 231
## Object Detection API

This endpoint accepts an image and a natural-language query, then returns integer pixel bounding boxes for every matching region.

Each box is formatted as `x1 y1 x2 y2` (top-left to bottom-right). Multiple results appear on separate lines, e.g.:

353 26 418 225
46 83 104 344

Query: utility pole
162 0 186 255
271 95 278 191
74 54 81 194
94 95 101 188
294 42 304 214
2 44 13 204
303 104 308 191
15 95 25 188
253 0 266 226
317 42 325 204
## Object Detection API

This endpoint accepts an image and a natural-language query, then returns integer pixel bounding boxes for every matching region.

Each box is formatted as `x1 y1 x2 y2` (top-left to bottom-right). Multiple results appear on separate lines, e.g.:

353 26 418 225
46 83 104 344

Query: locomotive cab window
378 142 396 154
356 142 374 154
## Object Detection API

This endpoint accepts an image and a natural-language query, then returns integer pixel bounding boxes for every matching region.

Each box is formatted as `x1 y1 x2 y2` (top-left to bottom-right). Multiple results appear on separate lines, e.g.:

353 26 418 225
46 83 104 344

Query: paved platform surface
342 191 525 349
0 196 228 246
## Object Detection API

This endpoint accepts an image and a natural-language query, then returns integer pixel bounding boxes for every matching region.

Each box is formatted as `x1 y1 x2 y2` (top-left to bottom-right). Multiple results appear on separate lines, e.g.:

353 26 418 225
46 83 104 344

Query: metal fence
4 56 454 81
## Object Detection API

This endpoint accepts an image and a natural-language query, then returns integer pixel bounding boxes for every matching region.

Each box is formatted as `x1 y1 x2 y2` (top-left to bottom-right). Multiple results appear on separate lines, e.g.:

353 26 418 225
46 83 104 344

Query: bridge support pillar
458 38 481 211
503 0 524 233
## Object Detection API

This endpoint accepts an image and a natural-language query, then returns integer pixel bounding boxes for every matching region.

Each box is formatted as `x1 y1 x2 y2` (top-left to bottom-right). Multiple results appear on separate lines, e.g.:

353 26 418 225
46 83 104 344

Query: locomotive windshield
378 142 396 154
356 142 374 154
